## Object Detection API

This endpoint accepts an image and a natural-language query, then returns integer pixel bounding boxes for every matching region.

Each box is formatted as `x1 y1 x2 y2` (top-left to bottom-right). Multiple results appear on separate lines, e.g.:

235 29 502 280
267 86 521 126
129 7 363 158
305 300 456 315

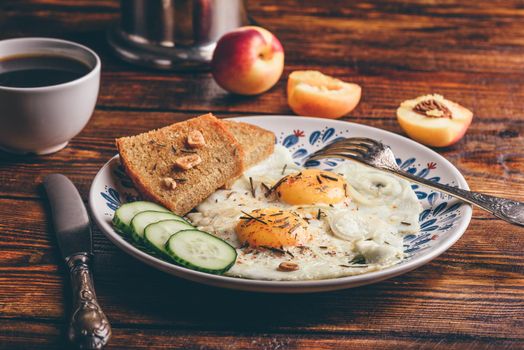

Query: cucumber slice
165 229 237 274
144 219 194 255
112 201 169 235
130 210 187 242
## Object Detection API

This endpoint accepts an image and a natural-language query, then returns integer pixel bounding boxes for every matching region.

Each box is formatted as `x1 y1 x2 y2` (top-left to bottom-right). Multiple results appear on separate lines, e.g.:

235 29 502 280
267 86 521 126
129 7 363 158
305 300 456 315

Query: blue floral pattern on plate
100 125 464 263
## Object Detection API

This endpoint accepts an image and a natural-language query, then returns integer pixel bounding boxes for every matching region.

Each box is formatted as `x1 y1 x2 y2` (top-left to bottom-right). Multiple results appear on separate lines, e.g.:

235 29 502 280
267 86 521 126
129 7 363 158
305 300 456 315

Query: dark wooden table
1 1 523 349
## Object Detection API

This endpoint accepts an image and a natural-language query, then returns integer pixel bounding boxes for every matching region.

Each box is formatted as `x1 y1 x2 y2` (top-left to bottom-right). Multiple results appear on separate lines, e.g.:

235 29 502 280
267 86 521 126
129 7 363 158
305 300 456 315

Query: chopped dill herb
320 174 338 181
240 210 268 225
249 177 255 198
349 255 367 265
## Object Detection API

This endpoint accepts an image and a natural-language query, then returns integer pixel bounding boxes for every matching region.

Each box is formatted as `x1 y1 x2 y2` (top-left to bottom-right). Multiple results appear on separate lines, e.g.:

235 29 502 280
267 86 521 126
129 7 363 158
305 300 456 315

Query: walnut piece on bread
162 177 177 190
187 130 206 148
174 154 202 170
115 113 275 215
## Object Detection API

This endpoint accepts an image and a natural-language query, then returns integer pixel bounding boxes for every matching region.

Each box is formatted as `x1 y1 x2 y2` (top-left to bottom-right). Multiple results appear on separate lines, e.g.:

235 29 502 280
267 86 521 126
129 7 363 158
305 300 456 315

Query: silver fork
308 137 524 227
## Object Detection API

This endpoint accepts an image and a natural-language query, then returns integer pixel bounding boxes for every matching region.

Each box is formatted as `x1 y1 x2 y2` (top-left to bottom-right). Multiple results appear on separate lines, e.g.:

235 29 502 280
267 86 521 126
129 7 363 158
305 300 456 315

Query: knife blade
44 173 92 259
44 174 111 349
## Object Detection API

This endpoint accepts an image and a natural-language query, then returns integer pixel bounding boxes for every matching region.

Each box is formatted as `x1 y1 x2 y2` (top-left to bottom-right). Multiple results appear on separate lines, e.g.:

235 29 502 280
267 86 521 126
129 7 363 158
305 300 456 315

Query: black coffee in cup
0 54 91 88
0 38 100 155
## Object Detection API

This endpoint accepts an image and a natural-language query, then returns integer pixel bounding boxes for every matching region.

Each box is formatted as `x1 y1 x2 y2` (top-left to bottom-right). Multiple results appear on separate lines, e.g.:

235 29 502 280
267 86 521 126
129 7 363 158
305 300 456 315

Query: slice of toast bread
116 113 244 215
222 120 275 169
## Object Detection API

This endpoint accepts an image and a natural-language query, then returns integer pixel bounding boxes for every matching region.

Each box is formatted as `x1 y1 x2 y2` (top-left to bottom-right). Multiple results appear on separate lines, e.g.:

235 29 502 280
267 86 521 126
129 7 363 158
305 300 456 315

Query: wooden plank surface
0 0 523 349
0 110 522 200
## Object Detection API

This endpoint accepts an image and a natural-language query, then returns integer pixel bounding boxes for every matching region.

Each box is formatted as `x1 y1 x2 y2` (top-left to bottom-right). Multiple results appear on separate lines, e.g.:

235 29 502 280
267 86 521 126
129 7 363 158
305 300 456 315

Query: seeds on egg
278 261 299 272
185 145 422 281
276 169 348 206
235 208 310 249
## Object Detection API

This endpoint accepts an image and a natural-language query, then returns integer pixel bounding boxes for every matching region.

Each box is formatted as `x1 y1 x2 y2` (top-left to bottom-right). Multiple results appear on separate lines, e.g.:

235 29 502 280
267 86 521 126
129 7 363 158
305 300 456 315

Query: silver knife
43 174 111 349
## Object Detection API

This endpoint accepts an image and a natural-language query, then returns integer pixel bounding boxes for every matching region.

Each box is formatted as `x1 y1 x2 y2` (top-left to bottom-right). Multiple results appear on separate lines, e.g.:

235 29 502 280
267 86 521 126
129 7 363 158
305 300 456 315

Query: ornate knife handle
66 253 111 349
388 168 524 227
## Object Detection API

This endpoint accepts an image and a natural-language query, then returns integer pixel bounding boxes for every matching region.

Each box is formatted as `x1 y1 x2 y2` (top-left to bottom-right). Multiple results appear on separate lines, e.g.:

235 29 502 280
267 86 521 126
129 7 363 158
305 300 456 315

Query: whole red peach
211 26 284 95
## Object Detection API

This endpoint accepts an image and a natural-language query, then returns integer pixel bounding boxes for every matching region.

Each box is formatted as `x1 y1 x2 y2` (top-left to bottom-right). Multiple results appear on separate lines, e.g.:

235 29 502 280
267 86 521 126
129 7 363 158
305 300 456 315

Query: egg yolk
276 169 348 205
235 208 310 248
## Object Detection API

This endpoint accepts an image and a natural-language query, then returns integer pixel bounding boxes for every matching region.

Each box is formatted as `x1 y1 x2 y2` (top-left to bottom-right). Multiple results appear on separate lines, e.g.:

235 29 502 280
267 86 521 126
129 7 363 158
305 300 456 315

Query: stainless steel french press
108 0 248 70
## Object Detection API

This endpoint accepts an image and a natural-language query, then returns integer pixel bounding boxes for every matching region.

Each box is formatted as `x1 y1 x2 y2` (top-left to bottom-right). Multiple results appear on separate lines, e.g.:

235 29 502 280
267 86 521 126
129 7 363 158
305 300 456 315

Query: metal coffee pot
108 0 248 70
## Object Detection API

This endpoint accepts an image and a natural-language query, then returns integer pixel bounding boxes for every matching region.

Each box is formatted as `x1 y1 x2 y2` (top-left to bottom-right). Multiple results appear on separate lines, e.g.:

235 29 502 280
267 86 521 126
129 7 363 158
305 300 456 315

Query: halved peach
287 70 361 119
396 94 473 147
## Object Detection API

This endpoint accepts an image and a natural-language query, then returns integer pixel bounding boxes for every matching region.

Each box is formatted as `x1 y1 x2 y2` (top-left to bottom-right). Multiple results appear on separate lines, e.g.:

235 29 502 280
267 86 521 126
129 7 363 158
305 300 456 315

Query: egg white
187 146 422 281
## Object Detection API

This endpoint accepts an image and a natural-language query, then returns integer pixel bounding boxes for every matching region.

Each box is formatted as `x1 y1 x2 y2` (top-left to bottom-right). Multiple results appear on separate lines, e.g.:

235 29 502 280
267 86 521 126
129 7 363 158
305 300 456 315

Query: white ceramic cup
0 38 100 155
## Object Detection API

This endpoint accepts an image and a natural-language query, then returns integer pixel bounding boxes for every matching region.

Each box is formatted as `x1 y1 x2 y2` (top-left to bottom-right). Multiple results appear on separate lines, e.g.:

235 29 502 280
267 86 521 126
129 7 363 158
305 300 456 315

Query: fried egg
187 145 422 281
277 169 348 205
236 208 311 248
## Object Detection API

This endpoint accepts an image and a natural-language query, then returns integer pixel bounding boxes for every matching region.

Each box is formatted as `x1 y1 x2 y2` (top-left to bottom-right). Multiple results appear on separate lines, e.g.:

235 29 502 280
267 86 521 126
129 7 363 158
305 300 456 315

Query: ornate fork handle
66 253 111 349
384 167 524 227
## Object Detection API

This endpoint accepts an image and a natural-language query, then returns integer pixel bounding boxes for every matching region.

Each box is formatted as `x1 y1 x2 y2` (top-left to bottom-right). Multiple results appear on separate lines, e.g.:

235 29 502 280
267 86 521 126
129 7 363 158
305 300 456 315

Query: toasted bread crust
222 120 275 168
116 113 244 215
221 120 275 189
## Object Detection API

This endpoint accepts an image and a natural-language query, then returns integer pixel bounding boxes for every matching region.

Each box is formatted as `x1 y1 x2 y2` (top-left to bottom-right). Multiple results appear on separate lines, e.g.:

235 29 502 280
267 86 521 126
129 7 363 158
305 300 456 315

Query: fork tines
309 137 384 162
325 137 380 149
317 137 379 152
308 151 361 161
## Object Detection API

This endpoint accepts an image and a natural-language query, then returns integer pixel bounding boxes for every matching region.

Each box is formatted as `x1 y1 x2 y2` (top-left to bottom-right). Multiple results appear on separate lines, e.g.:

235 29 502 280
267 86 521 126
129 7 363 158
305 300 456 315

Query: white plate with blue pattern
89 116 472 293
